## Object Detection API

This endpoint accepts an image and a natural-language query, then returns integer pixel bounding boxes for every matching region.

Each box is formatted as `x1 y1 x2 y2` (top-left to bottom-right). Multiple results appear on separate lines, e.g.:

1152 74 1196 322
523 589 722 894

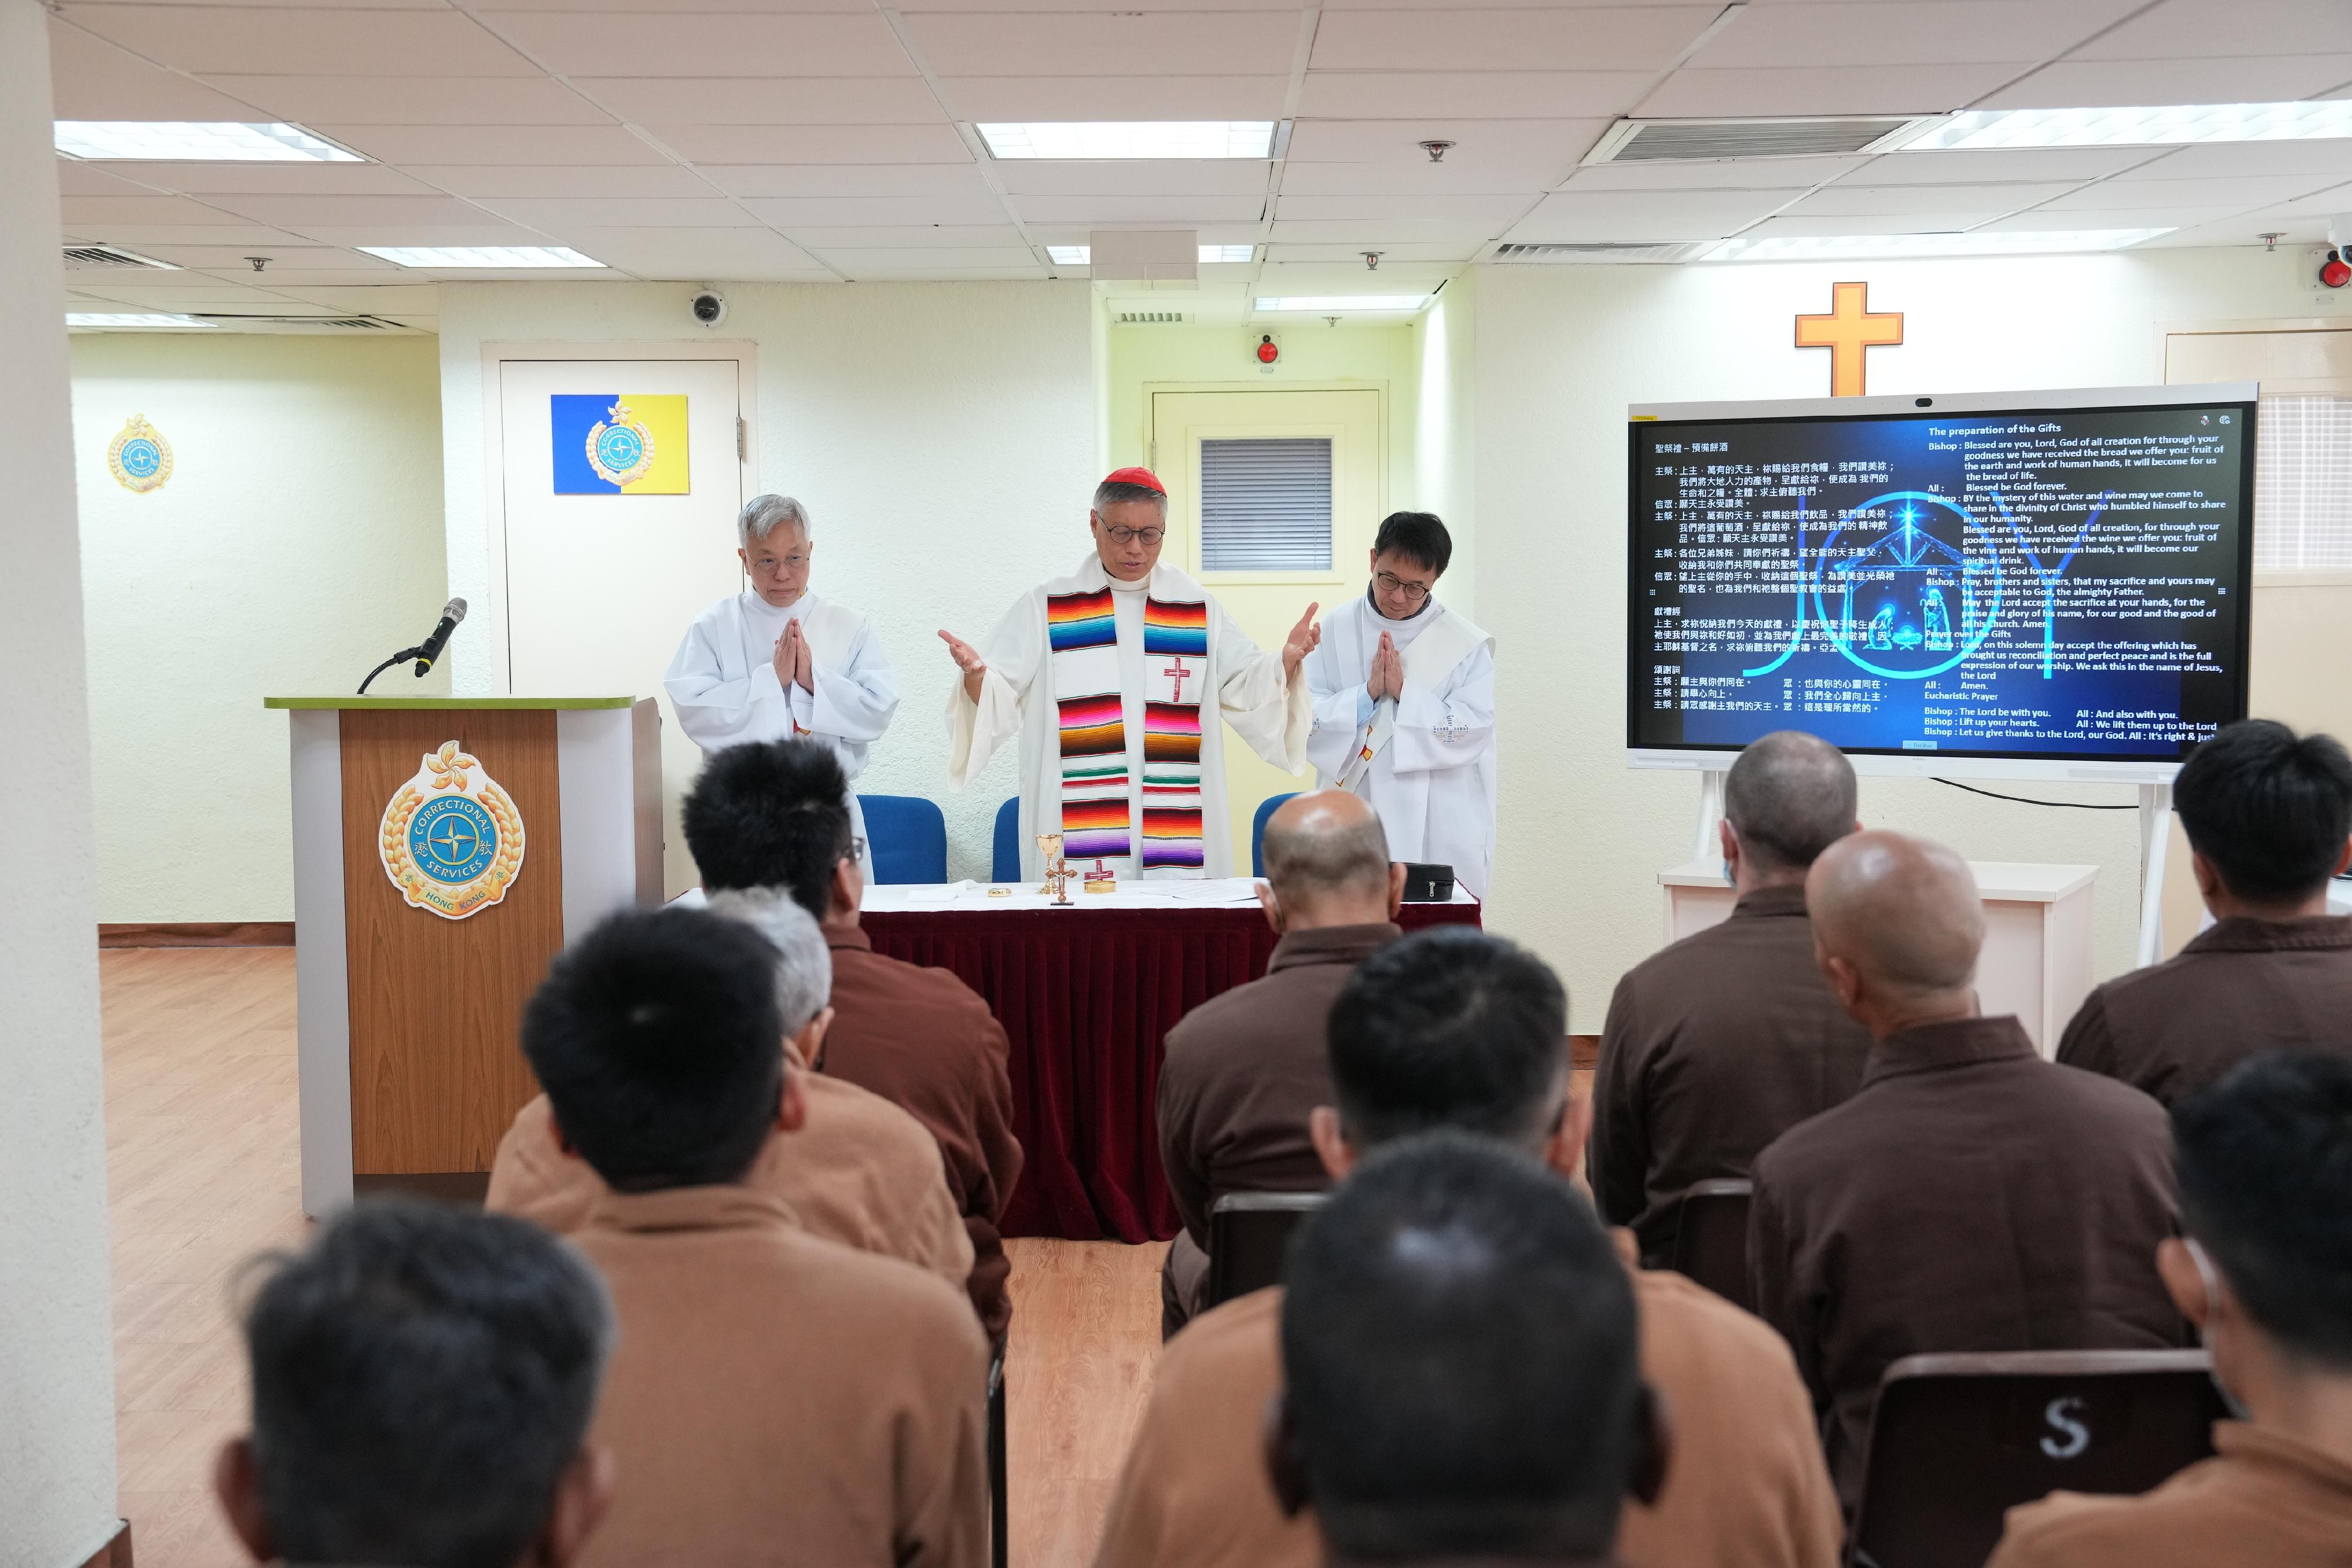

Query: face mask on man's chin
2188 1238 2254 1421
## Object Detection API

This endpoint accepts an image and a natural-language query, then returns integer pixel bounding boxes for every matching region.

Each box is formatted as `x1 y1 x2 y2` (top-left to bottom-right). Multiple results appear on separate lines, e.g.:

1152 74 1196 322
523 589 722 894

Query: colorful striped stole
1045 585 1209 874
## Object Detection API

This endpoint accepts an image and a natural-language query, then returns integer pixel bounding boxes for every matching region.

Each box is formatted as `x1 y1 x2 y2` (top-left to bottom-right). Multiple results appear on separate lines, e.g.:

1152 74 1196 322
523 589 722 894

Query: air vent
1117 310 1190 325
1585 116 1927 165
191 313 403 332
1494 242 1710 264
63 243 175 269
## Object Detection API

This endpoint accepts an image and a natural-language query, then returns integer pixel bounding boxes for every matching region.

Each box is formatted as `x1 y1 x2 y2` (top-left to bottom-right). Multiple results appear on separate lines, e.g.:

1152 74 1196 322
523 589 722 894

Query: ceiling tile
828 268 1040 280
895 0 1301 10
201 193 500 229
488 12 917 78
83 161 446 195
260 283 439 309
61 193 253 225
739 193 1011 225
2141 215 2332 247
995 161 1270 196
196 74 614 126
64 222 312 245
1310 6 1715 72
1264 240 1481 262
55 161 168 196
1690 0 2139 69
313 125 675 166
648 123 973 164
576 76 943 126
1980 56 2352 108
693 163 990 198
1740 211 2026 236
2246 182 2352 215
1274 192 1532 222
935 75 1289 121
1285 118 1610 169
549 226 829 279
406 164 719 198
59 6 543 77
2071 0 2352 59
1976 208 2244 231
2112 143 2352 180
1562 156 1860 191
1505 188 1802 242
1790 181 2077 215
121 243 398 270
192 266 457 284
1298 71 1651 118
802 245 1037 268
1267 218 1501 243
1638 61 2033 117
469 196 763 228
778 224 1023 247
290 224 566 247
49 21 270 118
63 279 302 305
1277 161 1567 195
1858 148 2161 185
902 9 1299 75
1011 195 1267 223
477 0 871 11
2040 175 2340 211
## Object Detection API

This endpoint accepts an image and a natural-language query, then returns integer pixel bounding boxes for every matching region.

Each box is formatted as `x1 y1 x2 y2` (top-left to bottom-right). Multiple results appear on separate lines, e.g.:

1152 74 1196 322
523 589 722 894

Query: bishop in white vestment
940 467 1318 881
1304 511 1496 898
665 494 898 863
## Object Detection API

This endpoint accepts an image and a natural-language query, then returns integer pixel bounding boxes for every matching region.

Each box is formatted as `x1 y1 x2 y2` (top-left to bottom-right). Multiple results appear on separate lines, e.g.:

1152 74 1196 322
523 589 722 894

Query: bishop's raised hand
938 629 987 703
1282 602 1322 681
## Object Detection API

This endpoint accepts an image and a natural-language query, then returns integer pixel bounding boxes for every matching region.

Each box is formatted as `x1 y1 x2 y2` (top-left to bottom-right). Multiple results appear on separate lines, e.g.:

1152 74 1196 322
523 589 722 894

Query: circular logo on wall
108 414 173 493
379 740 526 920
585 399 654 486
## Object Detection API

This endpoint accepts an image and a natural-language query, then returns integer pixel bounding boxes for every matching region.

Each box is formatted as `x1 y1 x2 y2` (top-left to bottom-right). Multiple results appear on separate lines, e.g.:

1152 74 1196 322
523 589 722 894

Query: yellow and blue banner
551 394 689 495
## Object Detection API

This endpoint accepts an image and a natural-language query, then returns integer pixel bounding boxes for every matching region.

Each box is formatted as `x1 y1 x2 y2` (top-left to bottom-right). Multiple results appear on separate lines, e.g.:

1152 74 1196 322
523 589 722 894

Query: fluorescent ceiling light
978 121 1275 160
1705 229 2173 262
66 312 215 327
1254 295 1431 312
1047 244 1257 265
55 121 360 162
1905 101 2352 151
359 245 603 269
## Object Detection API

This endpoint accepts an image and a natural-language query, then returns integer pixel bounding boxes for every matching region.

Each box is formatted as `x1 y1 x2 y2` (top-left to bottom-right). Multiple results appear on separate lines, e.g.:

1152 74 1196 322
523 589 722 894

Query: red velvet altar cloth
861 900 1483 1243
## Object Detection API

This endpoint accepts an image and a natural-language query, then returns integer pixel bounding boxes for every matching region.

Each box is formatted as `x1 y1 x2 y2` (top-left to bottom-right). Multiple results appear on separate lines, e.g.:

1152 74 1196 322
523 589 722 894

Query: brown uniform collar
2213 1420 2352 1501
1729 884 1809 920
826 924 874 954
1861 1015 2037 1089
1269 922 1401 973
587 1183 799 1235
2183 914 2352 957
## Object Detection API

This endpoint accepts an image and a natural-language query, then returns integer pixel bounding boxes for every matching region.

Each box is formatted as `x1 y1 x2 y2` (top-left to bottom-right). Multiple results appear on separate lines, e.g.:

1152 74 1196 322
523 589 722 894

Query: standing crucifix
1162 656 1191 703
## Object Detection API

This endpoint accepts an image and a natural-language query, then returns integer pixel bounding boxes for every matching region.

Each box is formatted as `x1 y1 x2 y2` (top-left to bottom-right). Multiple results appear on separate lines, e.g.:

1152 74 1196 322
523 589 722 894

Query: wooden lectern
265 695 662 1216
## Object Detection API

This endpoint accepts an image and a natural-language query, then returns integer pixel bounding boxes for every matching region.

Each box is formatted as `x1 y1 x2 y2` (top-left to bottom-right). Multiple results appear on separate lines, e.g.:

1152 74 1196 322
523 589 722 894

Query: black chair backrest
1207 1191 1328 1309
986 1350 1007 1568
1849 1349 2223 1568
1668 1178 1755 1313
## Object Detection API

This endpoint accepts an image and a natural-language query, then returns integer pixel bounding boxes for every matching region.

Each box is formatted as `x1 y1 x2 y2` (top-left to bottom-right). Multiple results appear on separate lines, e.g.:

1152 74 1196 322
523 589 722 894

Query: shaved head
1725 731 1858 876
1264 790 1390 902
1808 830 1983 1009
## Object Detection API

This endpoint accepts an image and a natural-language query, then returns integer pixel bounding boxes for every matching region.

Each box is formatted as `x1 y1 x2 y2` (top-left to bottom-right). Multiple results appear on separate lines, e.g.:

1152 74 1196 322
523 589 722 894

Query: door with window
1151 389 1384 867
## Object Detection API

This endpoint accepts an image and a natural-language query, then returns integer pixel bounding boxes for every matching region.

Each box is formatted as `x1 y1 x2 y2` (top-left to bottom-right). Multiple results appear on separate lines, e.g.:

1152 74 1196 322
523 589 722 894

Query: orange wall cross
1795 281 1903 397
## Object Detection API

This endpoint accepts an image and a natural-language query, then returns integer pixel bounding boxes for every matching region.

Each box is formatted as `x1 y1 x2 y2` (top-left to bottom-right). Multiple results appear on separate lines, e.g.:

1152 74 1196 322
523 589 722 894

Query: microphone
412 597 467 676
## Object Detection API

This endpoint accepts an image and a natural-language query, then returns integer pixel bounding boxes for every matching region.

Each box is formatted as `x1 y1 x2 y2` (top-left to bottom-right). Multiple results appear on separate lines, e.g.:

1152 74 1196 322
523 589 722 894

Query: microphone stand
358 646 425 695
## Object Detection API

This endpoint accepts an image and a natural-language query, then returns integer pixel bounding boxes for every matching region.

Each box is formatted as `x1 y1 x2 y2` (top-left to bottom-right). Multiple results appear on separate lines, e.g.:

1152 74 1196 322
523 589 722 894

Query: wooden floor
99 947 1164 1568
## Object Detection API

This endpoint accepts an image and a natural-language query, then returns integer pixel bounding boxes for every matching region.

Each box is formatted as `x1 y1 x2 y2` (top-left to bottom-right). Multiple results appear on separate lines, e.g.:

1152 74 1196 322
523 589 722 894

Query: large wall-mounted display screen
1627 390 2255 765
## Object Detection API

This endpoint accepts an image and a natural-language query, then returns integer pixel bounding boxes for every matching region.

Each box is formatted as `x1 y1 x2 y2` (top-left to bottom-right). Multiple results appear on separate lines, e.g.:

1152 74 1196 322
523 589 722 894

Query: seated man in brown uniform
1093 927 1842 1568
1592 730 1873 1264
1158 788 1405 1338
1269 1134 1661 1568
2058 719 2352 1105
522 907 990 1568
683 738 1023 1339
1750 830 2187 1514
486 887 973 1292
1988 1051 2352 1568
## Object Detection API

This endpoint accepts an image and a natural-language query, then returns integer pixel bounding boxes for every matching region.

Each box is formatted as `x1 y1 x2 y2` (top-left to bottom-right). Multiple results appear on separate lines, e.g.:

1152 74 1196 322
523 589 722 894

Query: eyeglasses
751 552 809 574
1101 524 1165 546
843 836 867 865
1375 571 1431 603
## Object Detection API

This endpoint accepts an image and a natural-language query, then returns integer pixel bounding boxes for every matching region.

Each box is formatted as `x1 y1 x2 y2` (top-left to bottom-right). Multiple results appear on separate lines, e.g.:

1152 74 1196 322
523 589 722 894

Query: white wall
1473 248 2346 1029
1 0 121 1560
1411 272 1479 618
436 280 1097 879
71 333 448 922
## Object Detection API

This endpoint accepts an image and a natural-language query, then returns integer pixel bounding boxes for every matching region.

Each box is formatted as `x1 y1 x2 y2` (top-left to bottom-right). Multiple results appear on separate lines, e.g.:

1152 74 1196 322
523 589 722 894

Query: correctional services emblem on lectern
107 414 172 493
378 740 526 920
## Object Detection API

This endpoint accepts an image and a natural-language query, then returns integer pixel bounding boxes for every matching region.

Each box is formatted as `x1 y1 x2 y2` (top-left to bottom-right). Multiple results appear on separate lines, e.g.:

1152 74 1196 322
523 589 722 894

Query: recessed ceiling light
1047 244 1257 265
358 246 604 269
1903 102 2352 151
1254 295 1431 313
55 121 362 162
1704 229 2173 262
978 122 1276 160
66 312 215 328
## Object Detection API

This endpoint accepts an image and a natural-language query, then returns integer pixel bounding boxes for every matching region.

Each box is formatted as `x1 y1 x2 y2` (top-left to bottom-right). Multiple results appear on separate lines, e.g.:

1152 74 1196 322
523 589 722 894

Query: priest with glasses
939 467 1319 881
1301 510 1495 898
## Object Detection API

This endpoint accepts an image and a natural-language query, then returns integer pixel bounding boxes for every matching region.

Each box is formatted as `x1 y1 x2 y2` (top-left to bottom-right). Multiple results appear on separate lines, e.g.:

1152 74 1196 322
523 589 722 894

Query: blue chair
858 794 947 884
991 797 1020 883
1251 792 1300 877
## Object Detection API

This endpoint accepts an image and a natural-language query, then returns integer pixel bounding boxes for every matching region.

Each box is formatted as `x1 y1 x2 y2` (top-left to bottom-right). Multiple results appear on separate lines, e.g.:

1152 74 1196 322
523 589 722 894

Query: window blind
2254 396 2352 571
1200 437 1334 571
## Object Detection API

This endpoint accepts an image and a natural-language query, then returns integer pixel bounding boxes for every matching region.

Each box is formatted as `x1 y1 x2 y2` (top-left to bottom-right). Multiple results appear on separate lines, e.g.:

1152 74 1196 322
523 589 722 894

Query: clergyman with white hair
664 493 898 872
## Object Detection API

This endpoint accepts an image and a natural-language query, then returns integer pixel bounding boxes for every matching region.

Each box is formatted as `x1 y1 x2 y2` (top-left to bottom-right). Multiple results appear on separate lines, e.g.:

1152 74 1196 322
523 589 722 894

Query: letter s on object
2040 1396 2090 1460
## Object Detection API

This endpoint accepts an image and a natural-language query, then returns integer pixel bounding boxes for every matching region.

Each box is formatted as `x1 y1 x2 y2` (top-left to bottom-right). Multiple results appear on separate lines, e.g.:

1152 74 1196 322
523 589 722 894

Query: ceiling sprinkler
1363 251 1382 270
2259 232 2284 252
1420 139 1454 163
245 255 270 272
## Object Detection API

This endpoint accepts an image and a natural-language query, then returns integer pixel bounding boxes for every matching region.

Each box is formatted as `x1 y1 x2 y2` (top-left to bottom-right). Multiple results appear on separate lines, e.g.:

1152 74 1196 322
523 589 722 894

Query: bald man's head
1725 731 1858 878
1262 790 1392 914
1808 831 1983 1027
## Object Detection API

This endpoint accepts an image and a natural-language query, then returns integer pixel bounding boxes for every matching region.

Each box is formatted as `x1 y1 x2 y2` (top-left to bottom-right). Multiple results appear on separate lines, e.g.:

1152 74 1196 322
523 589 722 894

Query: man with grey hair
1750 829 2184 1513
486 886 975 1298
666 493 897 873
940 466 1321 880
1155 789 1406 1336
1591 730 1873 1265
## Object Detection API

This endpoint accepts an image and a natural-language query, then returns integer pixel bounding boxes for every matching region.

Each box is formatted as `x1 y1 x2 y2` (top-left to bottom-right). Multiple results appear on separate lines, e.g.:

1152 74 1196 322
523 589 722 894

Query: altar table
860 879 1482 1243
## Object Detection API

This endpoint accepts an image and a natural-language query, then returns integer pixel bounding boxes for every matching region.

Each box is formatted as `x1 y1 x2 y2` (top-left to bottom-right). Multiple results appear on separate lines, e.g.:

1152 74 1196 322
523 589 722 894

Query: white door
497 357 749 895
